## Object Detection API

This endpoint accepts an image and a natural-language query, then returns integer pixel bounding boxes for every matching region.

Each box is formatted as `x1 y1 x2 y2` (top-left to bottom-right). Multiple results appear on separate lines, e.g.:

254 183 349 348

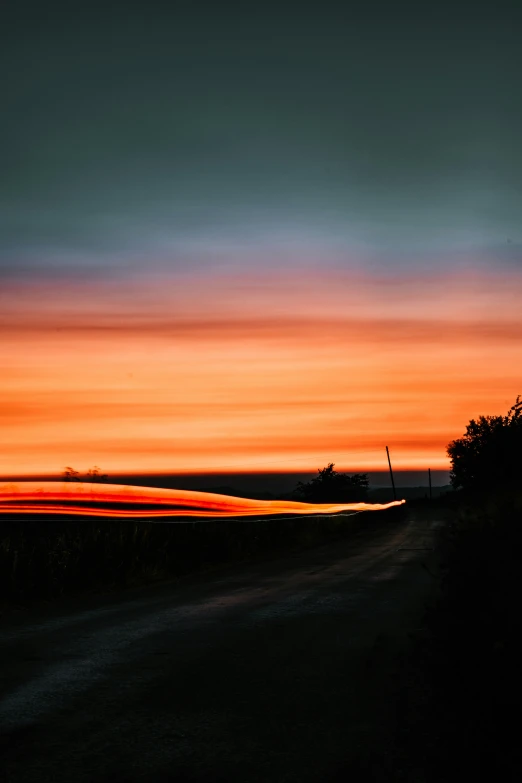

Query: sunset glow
0 482 404 518
2 268 521 476
3 1 521 483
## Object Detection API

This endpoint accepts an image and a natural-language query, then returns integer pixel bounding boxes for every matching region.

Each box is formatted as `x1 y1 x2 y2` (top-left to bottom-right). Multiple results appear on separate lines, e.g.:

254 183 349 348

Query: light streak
0 482 405 519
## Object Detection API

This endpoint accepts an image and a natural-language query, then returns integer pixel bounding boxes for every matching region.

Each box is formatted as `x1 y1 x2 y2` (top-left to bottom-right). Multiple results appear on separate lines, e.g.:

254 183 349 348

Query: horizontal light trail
0 482 405 519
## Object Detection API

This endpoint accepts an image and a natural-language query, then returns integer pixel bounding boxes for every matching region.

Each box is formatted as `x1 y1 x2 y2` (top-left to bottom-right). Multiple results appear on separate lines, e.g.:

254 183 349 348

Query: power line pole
385 446 396 501
428 467 432 501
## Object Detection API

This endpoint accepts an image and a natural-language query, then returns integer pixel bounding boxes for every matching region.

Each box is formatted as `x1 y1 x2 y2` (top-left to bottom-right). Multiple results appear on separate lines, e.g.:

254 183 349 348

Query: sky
1 1 521 477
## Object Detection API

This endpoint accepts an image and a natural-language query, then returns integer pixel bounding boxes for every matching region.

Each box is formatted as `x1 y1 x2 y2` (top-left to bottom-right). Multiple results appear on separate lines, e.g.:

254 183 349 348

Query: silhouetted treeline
447 395 522 495
292 463 369 503
62 466 108 483
395 395 522 781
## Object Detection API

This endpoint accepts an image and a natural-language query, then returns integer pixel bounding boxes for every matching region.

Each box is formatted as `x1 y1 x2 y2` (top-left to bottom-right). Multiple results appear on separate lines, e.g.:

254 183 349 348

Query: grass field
0 506 405 609
390 490 522 781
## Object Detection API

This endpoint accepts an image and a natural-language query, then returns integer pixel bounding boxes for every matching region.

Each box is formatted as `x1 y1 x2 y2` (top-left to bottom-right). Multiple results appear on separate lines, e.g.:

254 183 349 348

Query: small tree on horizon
61 466 109 483
293 463 369 503
447 395 522 492
62 467 81 482
86 466 109 483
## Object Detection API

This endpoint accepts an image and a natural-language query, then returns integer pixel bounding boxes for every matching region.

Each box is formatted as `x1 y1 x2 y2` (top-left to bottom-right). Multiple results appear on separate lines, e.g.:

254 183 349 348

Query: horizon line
0 469 452 482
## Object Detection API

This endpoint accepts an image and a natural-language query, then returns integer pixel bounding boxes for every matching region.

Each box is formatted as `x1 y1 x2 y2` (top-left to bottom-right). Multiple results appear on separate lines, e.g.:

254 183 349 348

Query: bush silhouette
447 395 522 492
293 463 369 503
86 466 109 483
61 466 109 483
62 466 81 482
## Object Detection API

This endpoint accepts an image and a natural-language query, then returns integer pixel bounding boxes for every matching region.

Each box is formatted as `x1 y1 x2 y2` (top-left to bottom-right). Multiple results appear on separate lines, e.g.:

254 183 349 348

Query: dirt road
0 510 445 782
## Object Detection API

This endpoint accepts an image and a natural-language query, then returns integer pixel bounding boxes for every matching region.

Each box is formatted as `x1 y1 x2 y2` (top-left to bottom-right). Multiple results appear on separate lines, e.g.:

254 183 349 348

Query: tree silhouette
447 395 522 492
61 466 109 483
62 466 81 482
293 463 369 503
86 466 109 483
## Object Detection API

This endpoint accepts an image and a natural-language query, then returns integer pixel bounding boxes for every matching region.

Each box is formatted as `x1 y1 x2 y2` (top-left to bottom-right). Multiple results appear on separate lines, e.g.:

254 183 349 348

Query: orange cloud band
2 268 521 475
0 482 405 518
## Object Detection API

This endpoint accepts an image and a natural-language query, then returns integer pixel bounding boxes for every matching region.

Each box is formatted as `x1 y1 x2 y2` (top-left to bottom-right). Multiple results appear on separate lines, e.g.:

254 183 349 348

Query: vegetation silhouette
62 466 109 483
447 395 522 493
293 463 369 503
393 394 522 781
86 466 109 483
63 466 81 482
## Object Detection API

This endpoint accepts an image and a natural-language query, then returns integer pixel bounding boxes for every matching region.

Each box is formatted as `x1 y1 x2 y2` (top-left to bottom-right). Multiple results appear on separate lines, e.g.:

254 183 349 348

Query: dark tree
86 466 109 483
293 463 369 503
62 466 109 483
447 396 522 492
62 466 81 482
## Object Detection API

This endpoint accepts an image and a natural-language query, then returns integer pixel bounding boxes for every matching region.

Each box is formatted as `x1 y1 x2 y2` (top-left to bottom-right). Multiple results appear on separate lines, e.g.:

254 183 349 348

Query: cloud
2 268 521 474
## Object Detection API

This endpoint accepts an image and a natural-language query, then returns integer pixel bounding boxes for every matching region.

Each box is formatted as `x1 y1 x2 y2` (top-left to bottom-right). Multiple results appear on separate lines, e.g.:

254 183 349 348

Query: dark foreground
0 510 445 783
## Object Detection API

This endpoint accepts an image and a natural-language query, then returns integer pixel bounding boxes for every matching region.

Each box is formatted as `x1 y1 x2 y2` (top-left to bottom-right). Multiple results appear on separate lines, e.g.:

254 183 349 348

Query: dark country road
0 510 445 783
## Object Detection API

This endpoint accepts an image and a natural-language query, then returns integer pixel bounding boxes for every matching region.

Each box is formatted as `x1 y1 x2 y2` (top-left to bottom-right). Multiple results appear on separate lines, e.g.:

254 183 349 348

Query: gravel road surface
0 510 444 782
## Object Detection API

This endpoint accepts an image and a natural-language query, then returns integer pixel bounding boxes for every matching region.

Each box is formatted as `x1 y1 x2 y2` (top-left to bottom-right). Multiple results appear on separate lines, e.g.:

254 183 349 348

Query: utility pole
428 467 432 501
385 446 396 501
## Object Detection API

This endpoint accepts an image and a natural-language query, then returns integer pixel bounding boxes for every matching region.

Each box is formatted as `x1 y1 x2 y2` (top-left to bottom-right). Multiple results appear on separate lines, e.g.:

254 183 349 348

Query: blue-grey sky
2 0 521 278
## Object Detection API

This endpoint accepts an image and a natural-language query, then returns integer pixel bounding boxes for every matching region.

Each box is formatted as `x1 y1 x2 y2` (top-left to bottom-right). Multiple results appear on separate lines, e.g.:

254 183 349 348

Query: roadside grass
387 491 522 781
0 506 405 609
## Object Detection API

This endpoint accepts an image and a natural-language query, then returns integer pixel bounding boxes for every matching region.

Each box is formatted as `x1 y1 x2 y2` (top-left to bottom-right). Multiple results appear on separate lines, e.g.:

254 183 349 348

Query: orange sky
1 267 521 476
